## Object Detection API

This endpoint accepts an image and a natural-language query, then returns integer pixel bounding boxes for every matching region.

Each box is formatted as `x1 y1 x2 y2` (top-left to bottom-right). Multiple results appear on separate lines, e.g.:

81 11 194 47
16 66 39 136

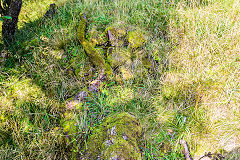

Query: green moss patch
83 112 142 159
127 30 145 49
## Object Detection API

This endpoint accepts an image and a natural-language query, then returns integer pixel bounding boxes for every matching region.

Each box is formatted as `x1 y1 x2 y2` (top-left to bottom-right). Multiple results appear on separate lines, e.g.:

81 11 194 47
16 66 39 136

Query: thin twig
180 139 193 160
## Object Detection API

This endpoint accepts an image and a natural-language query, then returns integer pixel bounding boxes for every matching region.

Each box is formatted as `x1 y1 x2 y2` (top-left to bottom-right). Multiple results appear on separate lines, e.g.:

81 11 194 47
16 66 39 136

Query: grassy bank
0 0 239 159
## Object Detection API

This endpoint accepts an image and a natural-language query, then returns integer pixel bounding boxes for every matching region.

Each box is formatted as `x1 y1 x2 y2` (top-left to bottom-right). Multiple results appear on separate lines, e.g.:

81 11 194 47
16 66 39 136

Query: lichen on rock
82 112 142 160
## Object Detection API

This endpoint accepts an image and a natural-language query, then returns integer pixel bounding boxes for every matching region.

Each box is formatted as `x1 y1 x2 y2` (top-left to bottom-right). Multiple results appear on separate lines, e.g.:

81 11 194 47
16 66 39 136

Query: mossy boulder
77 13 112 76
127 30 145 49
60 110 84 153
83 112 142 160
105 47 133 81
105 27 127 47
61 112 78 135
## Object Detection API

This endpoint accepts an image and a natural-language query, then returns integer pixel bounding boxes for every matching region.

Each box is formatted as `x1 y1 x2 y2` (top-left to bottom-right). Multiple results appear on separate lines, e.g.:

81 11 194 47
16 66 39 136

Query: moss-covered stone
83 112 142 160
105 27 127 47
60 110 83 154
77 13 112 76
127 30 145 49
77 13 87 42
61 112 78 135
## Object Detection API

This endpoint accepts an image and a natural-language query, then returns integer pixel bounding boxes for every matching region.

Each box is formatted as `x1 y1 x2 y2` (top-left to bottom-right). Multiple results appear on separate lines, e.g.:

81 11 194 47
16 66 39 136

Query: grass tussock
0 0 239 159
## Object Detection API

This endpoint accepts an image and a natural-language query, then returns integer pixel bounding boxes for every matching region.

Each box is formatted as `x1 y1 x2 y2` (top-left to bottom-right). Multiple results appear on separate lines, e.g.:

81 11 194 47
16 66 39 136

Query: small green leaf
3 16 12 20
0 17 3 22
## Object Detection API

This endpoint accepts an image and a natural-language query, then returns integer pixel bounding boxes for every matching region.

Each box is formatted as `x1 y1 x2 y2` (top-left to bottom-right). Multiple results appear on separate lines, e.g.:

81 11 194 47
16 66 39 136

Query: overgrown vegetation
0 0 239 159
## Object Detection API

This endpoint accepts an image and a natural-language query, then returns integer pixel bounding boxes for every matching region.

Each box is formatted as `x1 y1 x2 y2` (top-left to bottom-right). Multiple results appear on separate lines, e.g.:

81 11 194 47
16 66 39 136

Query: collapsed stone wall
61 13 154 159
77 13 153 82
